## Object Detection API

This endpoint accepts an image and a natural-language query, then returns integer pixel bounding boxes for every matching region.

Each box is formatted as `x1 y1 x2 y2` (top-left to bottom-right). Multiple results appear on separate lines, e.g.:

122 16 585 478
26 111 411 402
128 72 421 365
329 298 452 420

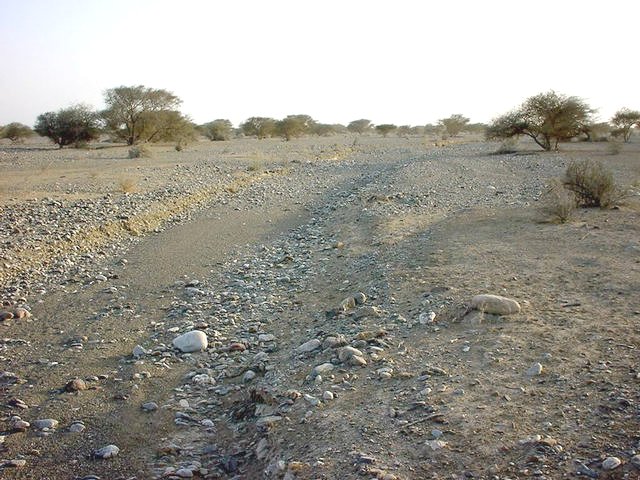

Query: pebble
602 456 621 470
312 363 334 377
142 402 159 412
322 391 334 401
68 421 86 433
132 345 148 358
175 468 194 478
471 294 521 315
64 378 87 392
258 333 276 342
32 419 59 430
94 444 120 459
526 362 544 376
243 370 256 382
13 307 31 319
296 338 321 353
303 394 321 406
338 346 363 362
9 416 30 431
419 311 437 324
425 439 448 450
172 330 208 353
1 459 27 468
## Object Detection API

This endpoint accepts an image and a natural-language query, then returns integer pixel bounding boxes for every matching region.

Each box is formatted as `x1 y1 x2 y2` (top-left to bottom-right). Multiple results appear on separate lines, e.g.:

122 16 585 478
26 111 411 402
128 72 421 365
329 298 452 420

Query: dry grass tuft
541 180 576 223
563 159 627 208
128 145 153 159
118 177 137 194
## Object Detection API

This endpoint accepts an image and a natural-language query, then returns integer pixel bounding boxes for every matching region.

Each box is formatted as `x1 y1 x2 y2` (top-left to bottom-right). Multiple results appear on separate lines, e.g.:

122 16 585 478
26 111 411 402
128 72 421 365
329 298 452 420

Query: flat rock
64 378 87 392
94 444 120 459
602 457 621 470
471 294 521 315
32 419 59 430
296 339 321 353
338 346 363 362
312 362 335 377
172 330 207 353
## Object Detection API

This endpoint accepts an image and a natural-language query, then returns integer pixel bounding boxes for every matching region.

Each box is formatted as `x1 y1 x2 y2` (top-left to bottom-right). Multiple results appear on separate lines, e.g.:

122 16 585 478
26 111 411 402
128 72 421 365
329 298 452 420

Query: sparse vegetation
438 114 469 137
118 177 137 194
34 104 101 148
276 115 316 141
606 140 623 155
486 91 594 151
240 117 277 139
563 159 625 208
202 119 233 141
495 137 518 154
375 124 397 137
347 119 372 135
610 108 640 142
128 144 153 159
102 85 191 145
1 122 34 143
542 180 576 223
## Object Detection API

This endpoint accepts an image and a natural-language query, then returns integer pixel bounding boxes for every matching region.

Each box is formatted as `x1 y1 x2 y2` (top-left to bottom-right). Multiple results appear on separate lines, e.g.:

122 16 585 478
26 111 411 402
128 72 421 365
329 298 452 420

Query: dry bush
128 145 153 159
606 140 623 155
247 159 264 172
118 177 137 194
495 137 518 154
563 159 626 208
541 180 576 223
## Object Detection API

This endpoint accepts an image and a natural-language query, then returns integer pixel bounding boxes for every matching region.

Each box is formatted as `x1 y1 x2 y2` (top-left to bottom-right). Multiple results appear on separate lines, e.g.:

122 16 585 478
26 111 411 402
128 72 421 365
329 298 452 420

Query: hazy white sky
1 0 638 127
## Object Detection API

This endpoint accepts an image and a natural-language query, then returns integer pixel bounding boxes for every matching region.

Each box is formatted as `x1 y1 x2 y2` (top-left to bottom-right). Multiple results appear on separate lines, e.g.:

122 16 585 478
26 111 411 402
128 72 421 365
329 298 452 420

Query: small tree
611 108 640 142
276 114 315 141
34 104 101 148
102 85 181 145
375 124 397 137
202 119 233 141
240 117 277 139
486 91 594 151
438 114 469 136
1 122 33 143
347 119 372 135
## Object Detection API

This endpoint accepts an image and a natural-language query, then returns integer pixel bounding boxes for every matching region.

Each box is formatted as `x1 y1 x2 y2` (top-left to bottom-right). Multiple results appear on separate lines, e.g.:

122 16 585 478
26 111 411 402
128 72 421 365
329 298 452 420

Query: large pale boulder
172 330 208 353
471 294 521 315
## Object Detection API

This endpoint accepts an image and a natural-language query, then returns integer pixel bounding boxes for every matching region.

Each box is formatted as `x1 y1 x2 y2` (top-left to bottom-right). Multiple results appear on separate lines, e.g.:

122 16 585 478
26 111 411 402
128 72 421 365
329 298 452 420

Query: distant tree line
3 86 637 149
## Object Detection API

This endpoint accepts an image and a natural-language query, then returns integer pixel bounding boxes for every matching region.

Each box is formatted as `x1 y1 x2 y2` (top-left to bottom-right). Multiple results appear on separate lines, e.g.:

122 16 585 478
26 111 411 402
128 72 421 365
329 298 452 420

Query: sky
1 0 638 128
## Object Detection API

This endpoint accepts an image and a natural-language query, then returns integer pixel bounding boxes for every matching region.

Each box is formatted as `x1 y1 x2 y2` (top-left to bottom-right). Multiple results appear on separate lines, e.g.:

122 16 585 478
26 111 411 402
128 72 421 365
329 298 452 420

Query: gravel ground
1 136 639 479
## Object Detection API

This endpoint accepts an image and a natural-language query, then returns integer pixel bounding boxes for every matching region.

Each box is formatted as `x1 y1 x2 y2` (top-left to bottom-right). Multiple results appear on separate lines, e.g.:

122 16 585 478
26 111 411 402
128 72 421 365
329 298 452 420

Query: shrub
495 137 518 154
542 180 576 223
563 159 624 208
438 114 469 137
118 177 137 193
202 119 233 141
1 122 33 143
34 104 101 148
128 144 153 158
375 124 397 137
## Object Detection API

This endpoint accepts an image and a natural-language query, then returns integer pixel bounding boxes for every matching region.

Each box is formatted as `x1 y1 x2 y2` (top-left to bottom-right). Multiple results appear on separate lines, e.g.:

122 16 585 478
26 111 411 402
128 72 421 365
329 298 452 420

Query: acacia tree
486 91 594 151
1 122 33 143
202 119 233 141
438 114 469 136
375 124 397 137
240 117 277 139
276 114 316 141
102 85 182 145
34 104 101 148
347 119 372 135
611 108 640 142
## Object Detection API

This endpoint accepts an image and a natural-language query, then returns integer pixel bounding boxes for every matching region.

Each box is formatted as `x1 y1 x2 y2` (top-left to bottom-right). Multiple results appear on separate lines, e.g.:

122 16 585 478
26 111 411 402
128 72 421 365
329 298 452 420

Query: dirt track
1 136 640 479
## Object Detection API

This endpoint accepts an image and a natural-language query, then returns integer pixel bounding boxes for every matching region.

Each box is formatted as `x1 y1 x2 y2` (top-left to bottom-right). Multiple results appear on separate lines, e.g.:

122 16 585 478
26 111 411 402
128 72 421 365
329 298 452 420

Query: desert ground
1 135 639 480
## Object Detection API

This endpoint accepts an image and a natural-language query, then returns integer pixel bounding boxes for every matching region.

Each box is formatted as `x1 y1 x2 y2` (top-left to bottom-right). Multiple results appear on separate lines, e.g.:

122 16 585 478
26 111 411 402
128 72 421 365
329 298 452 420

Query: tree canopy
0 122 33 143
610 108 640 142
202 119 233 141
438 114 469 136
347 119 372 135
102 85 183 145
486 91 595 151
240 117 277 139
34 104 100 148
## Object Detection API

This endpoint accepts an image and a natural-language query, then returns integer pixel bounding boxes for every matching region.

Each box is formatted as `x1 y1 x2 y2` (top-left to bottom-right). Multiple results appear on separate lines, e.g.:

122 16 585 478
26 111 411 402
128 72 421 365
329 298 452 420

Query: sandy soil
1 135 639 480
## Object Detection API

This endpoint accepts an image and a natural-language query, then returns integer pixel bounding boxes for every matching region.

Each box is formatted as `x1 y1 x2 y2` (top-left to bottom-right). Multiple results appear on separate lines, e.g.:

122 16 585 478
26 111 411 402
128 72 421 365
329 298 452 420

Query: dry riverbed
1 136 639 479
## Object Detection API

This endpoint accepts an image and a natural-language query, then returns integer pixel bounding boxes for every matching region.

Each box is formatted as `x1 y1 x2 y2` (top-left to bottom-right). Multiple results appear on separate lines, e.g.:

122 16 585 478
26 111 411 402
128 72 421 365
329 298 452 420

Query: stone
322 391 334 401
94 444 120 459
13 308 31 319
69 421 85 433
602 457 621 470
471 294 521 315
354 306 382 319
312 363 334 377
175 468 194 478
9 416 30 431
338 346 363 362
228 342 246 352
526 362 543 376
201 419 214 427
303 394 321 406
132 345 147 358
1 459 26 468
350 355 367 367
425 439 448 450
630 454 640 467
95 274 108 282
142 402 158 412
323 335 347 349
32 419 59 430
0 311 13 321
243 370 256 382
353 292 367 305
340 297 356 311
65 378 87 392
419 311 436 324
296 339 321 353
258 333 276 342
172 330 207 353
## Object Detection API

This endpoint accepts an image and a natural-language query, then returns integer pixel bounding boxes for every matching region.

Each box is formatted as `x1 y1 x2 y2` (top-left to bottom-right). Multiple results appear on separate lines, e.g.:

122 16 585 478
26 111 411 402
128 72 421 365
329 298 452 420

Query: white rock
192 373 215 385
69 421 85 433
312 363 334 377
201 419 214 427
322 391 334 401
471 294 521 315
258 333 276 342
95 274 108 282
602 457 621 470
32 419 58 430
172 330 207 353
95 444 120 459
243 370 256 382
419 311 437 324
175 468 194 478
296 339 321 353
425 439 448 450
526 362 543 376
132 345 147 358
338 346 363 362
303 394 321 406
